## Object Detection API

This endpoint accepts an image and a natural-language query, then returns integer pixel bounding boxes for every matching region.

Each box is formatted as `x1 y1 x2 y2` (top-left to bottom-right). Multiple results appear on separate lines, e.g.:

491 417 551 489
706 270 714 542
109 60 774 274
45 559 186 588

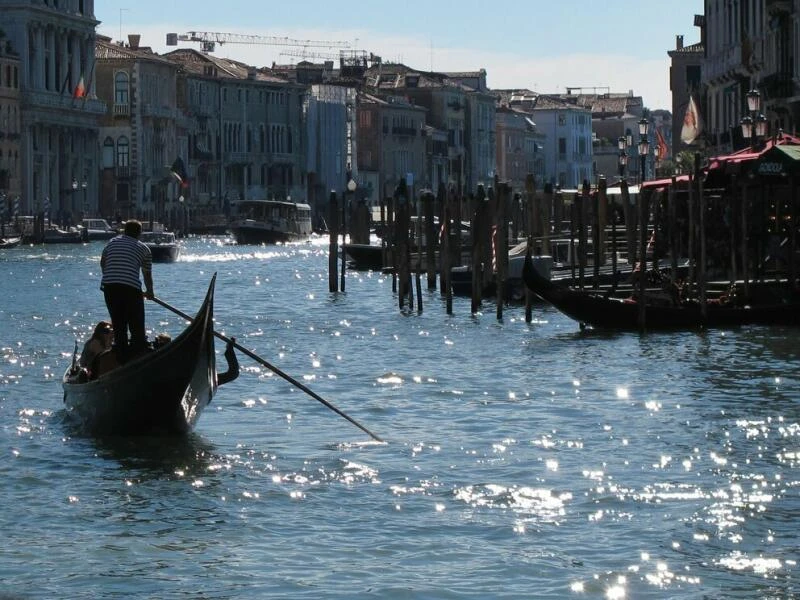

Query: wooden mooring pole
328 191 339 292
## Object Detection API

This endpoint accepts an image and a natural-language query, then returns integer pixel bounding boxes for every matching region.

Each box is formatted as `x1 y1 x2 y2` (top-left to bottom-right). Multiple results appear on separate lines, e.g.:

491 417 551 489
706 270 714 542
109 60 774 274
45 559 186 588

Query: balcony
391 126 417 137
762 72 796 101
140 102 176 119
113 103 130 116
116 166 131 178
766 0 793 16
21 90 107 115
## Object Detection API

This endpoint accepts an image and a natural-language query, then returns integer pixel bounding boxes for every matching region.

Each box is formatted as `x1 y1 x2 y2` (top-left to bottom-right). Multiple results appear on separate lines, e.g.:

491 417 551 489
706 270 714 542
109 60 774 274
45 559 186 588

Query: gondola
522 252 800 330
63 274 236 435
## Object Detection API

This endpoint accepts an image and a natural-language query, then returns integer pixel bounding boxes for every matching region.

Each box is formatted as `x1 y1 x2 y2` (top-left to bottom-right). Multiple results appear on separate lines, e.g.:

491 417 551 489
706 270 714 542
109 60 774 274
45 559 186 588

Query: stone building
94 35 184 220
701 1 800 156
493 90 546 192
368 64 466 193
668 28 703 156
1 0 105 218
530 95 594 189
444 71 497 192
356 92 427 203
164 48 308 213
0 29 21 214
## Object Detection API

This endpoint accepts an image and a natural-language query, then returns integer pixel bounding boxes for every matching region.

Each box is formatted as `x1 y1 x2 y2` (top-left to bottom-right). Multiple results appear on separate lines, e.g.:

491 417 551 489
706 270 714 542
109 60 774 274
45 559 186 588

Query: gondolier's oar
151 295 384 443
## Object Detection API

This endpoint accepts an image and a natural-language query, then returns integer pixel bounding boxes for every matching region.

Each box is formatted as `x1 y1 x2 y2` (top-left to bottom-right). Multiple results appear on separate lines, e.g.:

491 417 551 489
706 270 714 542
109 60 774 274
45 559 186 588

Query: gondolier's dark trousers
103 283 146 362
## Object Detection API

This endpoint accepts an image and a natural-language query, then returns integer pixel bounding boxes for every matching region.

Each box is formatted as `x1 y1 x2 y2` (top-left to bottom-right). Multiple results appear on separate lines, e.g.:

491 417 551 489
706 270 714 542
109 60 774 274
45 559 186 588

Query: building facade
356 92 427 204
446 71 497 192
0 30 21 215
166 48 308 215
494 100 546 193
2 0 106 219
369 65 468 193
701 1 800 156
532 96 594 188
95 35 184 220
306 84 354 212
669 28 704 157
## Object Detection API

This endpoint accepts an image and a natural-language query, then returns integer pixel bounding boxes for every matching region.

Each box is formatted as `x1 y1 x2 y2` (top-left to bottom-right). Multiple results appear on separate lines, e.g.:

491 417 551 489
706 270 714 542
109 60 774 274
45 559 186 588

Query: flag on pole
680 95 702 145
170 157 189 189
73 75 86 99
656 127 669 160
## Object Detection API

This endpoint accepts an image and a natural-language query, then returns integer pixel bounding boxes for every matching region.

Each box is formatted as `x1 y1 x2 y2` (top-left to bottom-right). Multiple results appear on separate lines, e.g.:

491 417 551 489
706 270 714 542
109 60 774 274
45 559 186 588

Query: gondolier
100 220 154 363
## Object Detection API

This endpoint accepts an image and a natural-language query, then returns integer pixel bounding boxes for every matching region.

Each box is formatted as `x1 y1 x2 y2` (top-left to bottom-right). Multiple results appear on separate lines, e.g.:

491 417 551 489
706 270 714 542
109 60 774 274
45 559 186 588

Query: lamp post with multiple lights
739 88 768 149
617 130 633 183
637 118 650 184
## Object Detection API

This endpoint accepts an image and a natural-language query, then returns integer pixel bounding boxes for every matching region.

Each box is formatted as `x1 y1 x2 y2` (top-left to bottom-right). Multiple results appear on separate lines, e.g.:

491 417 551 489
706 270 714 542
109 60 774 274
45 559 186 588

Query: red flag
73 75 86 99
680 95 702 145
656 127 669 160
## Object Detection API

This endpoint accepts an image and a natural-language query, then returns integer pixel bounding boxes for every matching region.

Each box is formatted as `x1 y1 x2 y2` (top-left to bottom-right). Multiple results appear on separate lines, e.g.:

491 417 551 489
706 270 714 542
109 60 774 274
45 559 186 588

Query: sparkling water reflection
1 237 798 598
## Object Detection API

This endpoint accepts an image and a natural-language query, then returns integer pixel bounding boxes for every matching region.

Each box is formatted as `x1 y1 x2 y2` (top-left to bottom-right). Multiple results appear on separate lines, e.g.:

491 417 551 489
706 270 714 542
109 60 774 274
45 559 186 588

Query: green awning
754 144 800 177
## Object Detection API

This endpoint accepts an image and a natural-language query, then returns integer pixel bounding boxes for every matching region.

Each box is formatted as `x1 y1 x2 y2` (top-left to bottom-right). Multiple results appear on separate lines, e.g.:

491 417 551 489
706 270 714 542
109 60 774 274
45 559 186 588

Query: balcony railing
391 126 417 136
116 166 131 178
21 90 107 115
113 103 130 116
140 102 176 119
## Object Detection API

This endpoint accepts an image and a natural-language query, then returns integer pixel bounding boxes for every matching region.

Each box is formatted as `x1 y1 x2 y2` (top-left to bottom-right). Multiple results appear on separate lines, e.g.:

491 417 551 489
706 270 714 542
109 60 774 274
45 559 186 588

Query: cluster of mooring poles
326 134 798 329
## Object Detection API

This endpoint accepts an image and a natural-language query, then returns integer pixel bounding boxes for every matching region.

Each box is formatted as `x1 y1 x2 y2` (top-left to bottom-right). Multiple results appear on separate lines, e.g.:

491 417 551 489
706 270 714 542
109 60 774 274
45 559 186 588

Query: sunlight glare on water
0 237 798 598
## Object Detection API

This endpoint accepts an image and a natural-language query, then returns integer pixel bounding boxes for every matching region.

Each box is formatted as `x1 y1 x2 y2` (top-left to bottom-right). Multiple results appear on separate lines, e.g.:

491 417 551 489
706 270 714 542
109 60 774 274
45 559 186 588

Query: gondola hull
63 276 218 435
522 253 800 330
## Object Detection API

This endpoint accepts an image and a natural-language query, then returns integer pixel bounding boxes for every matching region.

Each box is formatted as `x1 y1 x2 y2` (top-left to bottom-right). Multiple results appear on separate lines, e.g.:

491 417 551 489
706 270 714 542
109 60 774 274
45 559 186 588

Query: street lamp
740 88 768 147
81 179 87 216
638 118 650 184
618 136 628 181
71 177 78 221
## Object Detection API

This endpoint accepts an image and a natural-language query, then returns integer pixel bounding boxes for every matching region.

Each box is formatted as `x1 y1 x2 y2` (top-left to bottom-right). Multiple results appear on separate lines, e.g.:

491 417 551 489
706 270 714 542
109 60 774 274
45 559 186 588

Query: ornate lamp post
637 118 650 184
617 136 628 182
740 88 768 148
81 178 88 216
71 177 78 223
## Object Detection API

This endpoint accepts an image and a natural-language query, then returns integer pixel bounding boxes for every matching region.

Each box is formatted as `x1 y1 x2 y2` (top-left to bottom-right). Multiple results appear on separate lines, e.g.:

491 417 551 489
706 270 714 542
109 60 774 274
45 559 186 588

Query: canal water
1 236 798 599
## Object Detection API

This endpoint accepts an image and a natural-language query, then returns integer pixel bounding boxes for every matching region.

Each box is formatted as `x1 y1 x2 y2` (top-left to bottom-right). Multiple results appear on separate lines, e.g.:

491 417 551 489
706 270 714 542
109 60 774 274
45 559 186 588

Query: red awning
640 174 691 190
706 132 800 170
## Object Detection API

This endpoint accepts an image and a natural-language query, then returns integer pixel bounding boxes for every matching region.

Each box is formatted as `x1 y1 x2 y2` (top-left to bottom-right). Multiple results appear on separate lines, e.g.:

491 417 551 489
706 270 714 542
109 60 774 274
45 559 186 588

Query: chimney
128 34 141 50
676 35 684 50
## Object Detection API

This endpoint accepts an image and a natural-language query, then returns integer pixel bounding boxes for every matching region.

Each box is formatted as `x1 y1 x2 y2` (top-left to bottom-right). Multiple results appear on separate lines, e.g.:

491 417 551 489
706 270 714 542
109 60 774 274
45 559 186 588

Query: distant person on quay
100 220 154 362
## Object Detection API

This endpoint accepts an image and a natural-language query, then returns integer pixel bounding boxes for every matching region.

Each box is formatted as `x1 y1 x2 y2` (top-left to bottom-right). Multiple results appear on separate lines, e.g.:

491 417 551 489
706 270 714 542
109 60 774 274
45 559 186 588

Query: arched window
114 72 129 105
116 136 129 167
102 137 115 168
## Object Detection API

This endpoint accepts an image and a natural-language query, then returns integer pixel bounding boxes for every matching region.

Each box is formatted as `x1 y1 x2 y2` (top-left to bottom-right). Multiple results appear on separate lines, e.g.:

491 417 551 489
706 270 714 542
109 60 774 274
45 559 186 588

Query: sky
95 1 703 112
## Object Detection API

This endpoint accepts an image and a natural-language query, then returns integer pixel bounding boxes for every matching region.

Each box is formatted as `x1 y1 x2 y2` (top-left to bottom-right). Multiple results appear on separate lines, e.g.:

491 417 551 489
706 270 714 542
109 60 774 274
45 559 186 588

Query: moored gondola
522 252 800 330
62 274 237 435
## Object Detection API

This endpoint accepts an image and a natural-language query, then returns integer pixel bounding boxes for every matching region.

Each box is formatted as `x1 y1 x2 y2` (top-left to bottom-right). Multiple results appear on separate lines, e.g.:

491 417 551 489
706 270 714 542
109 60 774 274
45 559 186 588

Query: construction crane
279 49 382 71
166 31 351 54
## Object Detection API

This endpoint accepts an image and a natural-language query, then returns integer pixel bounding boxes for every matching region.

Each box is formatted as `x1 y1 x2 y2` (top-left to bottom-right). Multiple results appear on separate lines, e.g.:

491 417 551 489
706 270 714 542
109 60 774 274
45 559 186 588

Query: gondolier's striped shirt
101 234 152 290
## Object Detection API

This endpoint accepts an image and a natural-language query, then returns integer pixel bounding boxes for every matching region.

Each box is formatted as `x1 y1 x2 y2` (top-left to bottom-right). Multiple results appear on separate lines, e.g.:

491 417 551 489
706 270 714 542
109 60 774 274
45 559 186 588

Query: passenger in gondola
78 321 114 370
100 219 154 363
68 321 115 381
